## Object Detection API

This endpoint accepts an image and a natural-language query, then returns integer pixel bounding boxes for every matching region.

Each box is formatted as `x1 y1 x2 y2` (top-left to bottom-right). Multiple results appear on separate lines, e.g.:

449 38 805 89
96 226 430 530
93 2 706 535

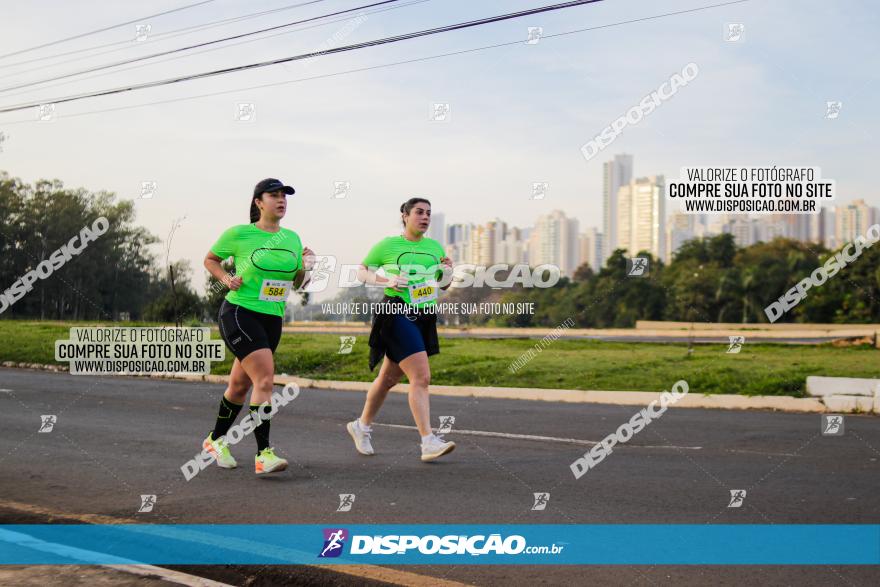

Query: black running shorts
218 300 283 361
384 313 428 363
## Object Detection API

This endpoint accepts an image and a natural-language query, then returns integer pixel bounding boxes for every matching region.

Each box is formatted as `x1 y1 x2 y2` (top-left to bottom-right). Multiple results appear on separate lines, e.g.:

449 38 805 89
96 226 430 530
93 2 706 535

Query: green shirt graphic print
362 235 446 308
210 224 303 317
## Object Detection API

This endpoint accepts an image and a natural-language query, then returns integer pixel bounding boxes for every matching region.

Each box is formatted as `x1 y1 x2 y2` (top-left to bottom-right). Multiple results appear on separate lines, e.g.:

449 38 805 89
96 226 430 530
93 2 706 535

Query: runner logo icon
437 416 455 434
727 489 746 508
138 494 156 513
821 415 844 436
337 494 356 512
726 336 745 353
627 257 648 277
532 492 550 511
319 528 348 558
338 336 356 354
38 415 57 433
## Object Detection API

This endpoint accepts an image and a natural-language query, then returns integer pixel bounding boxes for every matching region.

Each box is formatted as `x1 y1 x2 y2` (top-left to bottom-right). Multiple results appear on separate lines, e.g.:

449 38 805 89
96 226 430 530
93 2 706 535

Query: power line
0 0 331 73
0 0 430 101
0 0 403 94
0 0 604 113
0 0 750 122
0 0 218 60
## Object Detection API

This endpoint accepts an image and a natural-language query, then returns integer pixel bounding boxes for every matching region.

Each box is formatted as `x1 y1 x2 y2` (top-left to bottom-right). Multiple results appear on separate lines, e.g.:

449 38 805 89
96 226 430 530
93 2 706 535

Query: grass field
2 320 878 396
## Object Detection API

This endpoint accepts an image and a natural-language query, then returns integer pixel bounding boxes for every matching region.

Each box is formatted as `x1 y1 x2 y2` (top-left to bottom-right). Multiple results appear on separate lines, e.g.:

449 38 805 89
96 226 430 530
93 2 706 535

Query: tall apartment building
834 199 878 246
427 211 446 246
445 223 473 265
577 227 604 272
616 175 666 261
602 154 633 259
531 210 580 276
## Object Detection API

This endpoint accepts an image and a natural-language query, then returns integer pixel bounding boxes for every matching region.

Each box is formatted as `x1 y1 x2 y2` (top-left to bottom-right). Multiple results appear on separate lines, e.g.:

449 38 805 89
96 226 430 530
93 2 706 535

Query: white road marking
373 423 703 450
724 448 802 458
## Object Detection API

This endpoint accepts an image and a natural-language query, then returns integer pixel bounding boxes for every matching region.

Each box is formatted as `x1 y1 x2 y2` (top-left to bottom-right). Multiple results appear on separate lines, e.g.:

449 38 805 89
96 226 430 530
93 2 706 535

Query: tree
799 244 880 323
143 261 204 323
661 234 741 322
588 250 666 327
0 172 159 320
572 262 594 282
735 239 820 322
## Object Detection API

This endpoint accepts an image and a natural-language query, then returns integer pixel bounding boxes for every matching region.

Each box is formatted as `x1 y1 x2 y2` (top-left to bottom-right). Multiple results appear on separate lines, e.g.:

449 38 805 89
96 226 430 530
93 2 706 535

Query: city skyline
432 188 878 276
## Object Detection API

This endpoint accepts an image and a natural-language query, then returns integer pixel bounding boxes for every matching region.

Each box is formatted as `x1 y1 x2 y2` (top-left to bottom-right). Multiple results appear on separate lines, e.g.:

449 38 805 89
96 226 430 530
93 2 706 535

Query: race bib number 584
259 279 293 302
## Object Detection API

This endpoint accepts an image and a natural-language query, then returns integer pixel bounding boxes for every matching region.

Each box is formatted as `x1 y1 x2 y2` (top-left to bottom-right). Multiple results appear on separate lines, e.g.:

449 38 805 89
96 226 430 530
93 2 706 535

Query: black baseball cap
254 178 295 197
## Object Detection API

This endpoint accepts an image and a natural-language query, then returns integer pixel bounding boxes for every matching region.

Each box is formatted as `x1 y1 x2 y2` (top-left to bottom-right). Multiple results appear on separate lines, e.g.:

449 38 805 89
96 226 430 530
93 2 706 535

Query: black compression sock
211 395 244 440
249 404 271 453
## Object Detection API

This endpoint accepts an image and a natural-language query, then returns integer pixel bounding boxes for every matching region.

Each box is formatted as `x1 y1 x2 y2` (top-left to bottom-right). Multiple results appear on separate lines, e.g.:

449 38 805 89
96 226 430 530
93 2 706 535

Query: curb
269 375 826 413
1 361 836 414
806 376 880 414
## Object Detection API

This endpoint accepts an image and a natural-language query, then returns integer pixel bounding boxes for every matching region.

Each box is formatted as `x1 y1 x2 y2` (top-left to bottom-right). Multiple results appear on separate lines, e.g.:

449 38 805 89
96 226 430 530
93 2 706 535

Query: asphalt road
0 368 878 586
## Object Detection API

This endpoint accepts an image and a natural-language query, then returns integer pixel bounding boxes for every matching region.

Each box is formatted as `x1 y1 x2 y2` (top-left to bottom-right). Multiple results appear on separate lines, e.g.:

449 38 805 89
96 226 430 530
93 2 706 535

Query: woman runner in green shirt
202 178 314 475
346 197 456 462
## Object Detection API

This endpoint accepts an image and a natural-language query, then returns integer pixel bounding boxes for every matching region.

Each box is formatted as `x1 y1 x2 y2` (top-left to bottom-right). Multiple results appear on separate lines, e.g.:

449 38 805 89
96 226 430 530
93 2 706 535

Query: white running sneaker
420 434 455 462
347 419 375 456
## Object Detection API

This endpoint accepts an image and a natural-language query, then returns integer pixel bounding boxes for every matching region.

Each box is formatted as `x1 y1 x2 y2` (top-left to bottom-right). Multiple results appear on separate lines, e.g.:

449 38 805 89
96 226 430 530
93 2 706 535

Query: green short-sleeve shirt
210 224 303 317
362 235 446 308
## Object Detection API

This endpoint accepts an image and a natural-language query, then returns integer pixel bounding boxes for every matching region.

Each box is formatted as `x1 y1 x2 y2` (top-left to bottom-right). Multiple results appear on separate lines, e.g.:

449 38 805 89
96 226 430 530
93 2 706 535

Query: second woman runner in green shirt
346 197 457 462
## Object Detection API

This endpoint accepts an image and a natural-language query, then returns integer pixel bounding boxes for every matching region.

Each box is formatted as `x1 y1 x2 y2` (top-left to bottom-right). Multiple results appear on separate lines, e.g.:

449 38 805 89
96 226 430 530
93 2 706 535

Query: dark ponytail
250 196 261 223
400 197 431 227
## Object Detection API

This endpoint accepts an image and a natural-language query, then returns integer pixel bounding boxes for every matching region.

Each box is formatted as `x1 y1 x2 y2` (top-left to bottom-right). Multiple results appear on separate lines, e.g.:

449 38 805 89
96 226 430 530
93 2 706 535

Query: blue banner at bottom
0 525 877 565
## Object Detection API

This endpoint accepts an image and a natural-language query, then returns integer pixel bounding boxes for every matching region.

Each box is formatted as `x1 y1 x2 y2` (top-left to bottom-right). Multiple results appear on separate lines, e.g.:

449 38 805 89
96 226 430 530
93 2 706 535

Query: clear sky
0 0 877 299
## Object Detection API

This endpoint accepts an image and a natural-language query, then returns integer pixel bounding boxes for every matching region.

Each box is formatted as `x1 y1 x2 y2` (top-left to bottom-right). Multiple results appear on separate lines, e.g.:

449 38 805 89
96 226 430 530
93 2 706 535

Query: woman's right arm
357 264 407 290
205 252 242 291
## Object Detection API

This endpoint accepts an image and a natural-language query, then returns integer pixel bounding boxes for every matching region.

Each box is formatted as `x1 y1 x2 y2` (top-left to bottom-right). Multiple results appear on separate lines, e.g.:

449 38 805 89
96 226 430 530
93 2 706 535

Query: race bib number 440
259 279 293 302
408 280 438 305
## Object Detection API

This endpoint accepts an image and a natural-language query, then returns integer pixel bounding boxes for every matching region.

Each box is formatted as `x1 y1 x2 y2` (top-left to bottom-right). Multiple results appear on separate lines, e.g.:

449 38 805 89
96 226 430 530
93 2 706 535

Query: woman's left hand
302 246 316 271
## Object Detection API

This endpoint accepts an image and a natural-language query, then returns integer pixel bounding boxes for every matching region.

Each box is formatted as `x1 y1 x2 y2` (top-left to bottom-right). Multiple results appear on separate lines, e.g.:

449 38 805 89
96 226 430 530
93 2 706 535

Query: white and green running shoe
255 447 288 475
203 433 236 469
